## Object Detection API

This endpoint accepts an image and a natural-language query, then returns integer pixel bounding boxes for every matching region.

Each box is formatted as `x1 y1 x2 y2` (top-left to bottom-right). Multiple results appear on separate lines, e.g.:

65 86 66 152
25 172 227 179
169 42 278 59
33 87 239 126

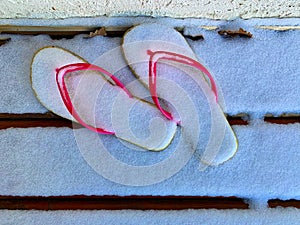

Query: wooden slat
0 195 248 210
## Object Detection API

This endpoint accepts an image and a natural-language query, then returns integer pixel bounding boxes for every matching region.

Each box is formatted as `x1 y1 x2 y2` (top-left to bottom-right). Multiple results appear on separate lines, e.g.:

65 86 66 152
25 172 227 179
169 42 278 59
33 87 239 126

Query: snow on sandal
122 23 238 166
31 46 177 151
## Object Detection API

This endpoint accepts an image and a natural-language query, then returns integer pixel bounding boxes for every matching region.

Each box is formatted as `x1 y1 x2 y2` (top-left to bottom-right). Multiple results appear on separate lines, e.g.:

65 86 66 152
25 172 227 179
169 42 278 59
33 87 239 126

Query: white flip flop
122 23 238 166
30 46 177 151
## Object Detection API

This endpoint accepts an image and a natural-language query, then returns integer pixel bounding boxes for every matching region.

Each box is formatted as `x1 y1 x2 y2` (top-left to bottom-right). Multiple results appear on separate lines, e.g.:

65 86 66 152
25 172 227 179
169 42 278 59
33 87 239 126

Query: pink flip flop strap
55 62 132 135
147 50 218 124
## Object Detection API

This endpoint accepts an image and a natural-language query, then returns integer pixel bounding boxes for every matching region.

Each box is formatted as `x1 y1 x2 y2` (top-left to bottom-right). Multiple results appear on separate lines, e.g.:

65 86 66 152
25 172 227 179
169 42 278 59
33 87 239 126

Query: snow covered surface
0 123 299 205
1 208 300 225
0 18 299 117
0 18 299 222
0 0 299 19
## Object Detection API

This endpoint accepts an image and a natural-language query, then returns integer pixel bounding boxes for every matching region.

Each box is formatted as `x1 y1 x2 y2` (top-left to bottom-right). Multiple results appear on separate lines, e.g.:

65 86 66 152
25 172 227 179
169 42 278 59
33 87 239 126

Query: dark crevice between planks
0 25 258 41
49 34 78 40
0 195 248 210
0 25 128 39
0 37 11 46
0 113 248 129
0 25 253 40
0 113 73 129
0 25 201 40
227 115 248 125
269 199 300 209
218 28 253 38
49 28 126 40
183 34 204 41
175 28 205 41
1 113 300 129
264 115 300 124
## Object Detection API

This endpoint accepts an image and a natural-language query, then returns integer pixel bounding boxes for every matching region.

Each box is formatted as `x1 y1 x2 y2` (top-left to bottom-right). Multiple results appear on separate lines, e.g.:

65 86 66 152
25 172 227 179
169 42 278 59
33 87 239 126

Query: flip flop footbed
31 46 177 151
122 23 238 165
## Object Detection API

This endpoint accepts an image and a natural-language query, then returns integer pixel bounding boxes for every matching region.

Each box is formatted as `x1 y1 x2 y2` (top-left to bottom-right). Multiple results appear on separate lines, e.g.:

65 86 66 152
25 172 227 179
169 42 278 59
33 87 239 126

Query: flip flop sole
31 46 177 151
122 23 238 165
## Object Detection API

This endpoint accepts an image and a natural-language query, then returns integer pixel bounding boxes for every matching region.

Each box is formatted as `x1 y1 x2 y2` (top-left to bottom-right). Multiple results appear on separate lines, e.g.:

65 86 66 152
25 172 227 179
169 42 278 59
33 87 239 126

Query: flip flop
122 23 238 166
30 46 177 151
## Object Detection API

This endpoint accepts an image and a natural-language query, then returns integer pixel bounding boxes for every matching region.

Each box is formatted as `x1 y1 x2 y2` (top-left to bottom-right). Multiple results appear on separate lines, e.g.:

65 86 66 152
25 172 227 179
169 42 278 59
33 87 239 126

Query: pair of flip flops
31 23 237 166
